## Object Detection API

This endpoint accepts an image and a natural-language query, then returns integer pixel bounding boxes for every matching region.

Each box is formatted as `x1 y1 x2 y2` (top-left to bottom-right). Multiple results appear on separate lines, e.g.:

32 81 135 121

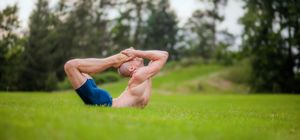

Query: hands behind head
113 47 136 68
121 47 136 58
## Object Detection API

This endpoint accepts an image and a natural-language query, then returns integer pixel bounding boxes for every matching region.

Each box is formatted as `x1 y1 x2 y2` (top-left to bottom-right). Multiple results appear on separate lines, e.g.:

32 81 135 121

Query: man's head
118 57 144 77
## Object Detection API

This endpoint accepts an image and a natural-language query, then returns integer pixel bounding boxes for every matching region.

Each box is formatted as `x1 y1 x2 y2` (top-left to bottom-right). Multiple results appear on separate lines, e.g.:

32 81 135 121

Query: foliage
221 59 252 85
110 0 151 53
57 71 122 90
92 71 122 85
19 0 60 91
184 0 233 60
0 5 23 90
0 0 236 91
57 77 72 90
1 0 299 93
240 0 300 93
143 0 179 60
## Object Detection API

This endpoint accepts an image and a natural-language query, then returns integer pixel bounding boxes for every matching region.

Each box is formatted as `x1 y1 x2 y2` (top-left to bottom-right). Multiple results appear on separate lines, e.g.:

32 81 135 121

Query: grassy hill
103 64 248 96
0 64 299 140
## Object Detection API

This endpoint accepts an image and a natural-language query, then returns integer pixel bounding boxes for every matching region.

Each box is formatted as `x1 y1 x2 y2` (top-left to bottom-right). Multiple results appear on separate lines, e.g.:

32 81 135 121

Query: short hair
118 62 131 77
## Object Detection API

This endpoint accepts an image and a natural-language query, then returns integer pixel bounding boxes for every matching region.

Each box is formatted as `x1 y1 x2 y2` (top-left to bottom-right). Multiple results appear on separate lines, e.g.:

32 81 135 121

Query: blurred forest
0 0 299 93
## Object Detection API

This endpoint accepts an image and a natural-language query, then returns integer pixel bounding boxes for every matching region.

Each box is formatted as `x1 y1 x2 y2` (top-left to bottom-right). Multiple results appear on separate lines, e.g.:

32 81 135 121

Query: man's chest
128 80 150 96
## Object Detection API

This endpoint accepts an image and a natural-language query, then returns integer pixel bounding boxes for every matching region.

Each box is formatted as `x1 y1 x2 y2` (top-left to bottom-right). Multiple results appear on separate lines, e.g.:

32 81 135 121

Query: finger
125 56 135 61
121 50 128 55
129 55 135 59
121 48 129 53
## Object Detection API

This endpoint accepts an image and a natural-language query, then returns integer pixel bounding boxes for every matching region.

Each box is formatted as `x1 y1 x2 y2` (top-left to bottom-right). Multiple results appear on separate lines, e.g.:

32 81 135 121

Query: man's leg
64 58 116 89
64 53 132 89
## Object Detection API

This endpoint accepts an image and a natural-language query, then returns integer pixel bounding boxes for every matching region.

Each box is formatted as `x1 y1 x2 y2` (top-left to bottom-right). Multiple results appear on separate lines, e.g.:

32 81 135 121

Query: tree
19 0 113 91
143 0 178 60
110 0 151 53
20 0 59 91
185 10 215 59
207 0 227 51
64 0 111 57
240 0 300 93
110 8 133 53
0 5 23 91
184 0 228 59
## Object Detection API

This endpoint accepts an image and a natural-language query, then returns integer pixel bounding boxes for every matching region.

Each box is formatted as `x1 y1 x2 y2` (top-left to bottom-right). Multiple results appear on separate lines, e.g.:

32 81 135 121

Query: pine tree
20 0 58 91
0 5 23 91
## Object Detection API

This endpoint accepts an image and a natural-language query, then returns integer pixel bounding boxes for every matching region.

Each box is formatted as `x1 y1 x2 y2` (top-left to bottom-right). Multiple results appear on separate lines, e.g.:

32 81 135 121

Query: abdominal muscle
112 80 151 108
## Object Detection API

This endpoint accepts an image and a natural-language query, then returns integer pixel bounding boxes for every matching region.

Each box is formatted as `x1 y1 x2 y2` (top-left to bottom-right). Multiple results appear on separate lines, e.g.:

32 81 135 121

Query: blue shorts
75 79 112 106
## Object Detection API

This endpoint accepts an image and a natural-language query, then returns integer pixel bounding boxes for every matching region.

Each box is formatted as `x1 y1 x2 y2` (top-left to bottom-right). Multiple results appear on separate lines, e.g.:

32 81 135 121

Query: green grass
1 64 300 140
0 93 299 140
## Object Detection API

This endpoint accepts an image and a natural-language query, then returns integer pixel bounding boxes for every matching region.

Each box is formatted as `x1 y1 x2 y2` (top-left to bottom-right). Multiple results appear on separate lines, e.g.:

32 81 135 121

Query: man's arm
122 49 169 87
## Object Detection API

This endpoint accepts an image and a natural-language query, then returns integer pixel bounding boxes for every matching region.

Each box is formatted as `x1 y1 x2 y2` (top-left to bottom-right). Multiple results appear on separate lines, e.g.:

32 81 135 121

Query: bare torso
112 79 152 108
111 49 168 108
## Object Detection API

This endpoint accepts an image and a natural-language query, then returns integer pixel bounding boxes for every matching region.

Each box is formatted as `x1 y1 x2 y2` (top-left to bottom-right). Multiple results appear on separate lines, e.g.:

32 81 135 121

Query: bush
45 72 59 91
92 71 122 85
164 61 181 70
164 57 205 71
179 57 205 67
57 77 72 90
57 71 122 90
222 59 252 84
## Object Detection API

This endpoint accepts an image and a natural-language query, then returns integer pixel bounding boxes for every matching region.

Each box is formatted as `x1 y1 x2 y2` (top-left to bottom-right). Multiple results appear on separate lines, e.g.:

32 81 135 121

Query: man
64 48 168 108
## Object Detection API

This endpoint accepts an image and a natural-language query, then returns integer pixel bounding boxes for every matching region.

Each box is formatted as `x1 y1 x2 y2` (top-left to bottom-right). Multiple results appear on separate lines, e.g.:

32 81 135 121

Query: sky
0 0 245 45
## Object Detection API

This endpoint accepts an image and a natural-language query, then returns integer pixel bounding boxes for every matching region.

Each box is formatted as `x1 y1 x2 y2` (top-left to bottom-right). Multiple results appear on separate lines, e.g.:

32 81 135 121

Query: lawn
0 64 299 140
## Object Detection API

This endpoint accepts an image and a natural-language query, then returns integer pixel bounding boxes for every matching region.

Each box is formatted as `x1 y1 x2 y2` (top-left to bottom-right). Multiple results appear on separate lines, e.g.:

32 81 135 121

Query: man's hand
112 53 135 68
121 47 136 58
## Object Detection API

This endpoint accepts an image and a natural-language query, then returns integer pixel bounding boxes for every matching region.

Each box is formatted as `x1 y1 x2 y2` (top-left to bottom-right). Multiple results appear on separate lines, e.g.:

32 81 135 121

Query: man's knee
64 59 81 72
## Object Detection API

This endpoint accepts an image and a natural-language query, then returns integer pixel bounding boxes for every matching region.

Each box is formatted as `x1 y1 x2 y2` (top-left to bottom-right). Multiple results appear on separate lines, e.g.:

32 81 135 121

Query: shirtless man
64 48 168 108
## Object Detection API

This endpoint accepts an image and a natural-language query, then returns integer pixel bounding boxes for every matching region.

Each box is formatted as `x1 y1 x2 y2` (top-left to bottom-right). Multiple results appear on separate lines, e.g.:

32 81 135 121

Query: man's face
131 57 143 67
128 57 144 71
118 57 144 77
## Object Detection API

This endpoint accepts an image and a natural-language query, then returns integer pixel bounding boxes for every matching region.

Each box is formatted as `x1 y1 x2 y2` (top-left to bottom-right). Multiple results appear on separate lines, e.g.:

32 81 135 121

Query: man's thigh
65 66 87 89
82 73 92 79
